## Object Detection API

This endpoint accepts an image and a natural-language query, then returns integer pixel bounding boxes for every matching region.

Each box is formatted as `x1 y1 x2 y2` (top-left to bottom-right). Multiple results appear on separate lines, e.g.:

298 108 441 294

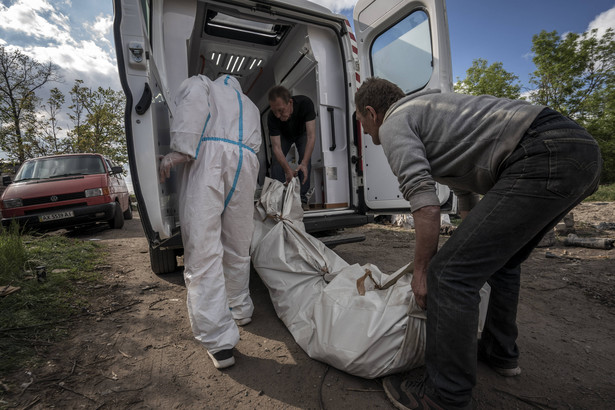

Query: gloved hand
159 152 192 183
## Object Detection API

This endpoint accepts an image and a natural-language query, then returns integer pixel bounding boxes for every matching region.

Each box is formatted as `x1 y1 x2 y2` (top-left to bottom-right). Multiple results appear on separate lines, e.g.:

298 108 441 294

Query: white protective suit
170 74 261 354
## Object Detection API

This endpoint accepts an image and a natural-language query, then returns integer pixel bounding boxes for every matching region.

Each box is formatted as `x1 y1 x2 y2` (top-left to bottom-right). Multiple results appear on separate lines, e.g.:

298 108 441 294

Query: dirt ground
2 202 614 409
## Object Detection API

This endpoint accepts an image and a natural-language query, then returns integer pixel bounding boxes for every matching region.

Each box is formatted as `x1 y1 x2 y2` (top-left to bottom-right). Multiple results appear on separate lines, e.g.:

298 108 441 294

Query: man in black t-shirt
267 85 316 209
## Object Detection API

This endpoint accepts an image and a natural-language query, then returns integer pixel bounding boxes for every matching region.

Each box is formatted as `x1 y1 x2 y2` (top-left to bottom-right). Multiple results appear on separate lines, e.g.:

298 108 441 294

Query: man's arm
411 205 441 309
296 119 316 184
271 134 294 183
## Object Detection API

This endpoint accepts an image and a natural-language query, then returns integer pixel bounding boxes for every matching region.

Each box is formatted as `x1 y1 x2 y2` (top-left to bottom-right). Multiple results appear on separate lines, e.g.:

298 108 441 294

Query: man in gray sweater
355 78 602 409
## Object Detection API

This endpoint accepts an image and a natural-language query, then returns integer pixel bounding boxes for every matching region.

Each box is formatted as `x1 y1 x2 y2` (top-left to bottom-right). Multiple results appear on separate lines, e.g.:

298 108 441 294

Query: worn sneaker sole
477 345 521 377
492 365 521 377
208 351 235 369
382 375 419 410
383 375 471 410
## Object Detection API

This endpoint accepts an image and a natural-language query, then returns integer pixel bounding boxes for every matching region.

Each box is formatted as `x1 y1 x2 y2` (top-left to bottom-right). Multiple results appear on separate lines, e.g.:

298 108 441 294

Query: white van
113 0 454 273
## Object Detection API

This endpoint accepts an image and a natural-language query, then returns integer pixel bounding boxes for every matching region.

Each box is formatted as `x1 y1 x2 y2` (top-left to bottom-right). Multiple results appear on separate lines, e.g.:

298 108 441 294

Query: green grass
0 222 26 282
0 226 104 375
584 183 615 202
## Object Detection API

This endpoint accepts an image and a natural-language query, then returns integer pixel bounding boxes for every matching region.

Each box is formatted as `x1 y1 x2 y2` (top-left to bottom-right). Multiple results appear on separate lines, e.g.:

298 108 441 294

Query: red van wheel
108 204 124 229
123 205 133 220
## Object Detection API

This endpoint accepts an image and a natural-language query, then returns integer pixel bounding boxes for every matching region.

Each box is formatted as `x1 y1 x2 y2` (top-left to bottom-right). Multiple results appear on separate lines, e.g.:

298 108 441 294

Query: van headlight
2 198 23 209
85 188 104 197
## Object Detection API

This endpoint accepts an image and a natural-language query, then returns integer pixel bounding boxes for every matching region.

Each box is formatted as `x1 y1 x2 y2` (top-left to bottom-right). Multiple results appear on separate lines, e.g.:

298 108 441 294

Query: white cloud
0 0 121 154
309 0 356 14
25 40 117 79
587 5 615 37
85 13 112 45
0 0 71 43
0 0 120 93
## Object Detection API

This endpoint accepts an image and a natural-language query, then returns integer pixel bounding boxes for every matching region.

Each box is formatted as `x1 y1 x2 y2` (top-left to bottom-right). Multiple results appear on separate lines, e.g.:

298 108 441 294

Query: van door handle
328 107 336 151
135 83 152 115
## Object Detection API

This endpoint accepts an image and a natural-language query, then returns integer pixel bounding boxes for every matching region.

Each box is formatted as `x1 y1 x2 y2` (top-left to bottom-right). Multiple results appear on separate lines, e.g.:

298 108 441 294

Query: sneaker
235 317 252 326
382 374 471 410
477 345 521 377
488 364 521 377
207 349 235 369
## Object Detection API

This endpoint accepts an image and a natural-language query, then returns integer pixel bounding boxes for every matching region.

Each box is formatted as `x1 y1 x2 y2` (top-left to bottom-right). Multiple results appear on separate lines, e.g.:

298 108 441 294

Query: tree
27 87 69 157
67 80 127 165
584 81 615 183
67 79 88 151
0 46 59 162
40 88 67 154
455 58 522 99
530 28 615 118
531 28 615 183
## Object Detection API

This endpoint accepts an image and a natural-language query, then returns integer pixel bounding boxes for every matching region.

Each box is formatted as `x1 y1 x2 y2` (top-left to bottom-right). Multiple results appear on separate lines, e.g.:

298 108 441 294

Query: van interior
154 1 356 221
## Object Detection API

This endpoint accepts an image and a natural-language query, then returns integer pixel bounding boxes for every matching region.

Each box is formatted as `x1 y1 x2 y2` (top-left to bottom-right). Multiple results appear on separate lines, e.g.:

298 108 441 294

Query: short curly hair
355 77 405 117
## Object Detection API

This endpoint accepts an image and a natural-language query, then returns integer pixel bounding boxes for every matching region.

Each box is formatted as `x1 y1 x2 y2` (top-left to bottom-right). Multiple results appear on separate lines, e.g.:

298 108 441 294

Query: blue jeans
271 133 311 203
424 113 602 406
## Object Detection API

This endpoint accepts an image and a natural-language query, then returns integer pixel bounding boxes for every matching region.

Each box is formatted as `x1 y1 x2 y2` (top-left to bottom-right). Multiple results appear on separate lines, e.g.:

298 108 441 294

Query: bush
585 184 615 202
596 139 615 184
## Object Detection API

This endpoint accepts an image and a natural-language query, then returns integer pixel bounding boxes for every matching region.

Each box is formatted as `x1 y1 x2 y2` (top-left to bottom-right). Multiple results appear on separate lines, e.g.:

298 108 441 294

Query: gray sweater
379 89 545 212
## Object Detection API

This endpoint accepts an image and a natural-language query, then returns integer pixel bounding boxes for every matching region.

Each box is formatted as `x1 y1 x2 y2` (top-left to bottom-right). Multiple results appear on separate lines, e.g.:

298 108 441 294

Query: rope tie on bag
265 213 294 224
356 262 414 296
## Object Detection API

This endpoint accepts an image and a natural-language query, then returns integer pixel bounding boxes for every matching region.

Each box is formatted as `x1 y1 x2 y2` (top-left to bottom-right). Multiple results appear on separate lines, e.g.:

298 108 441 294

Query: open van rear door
353 0 453 212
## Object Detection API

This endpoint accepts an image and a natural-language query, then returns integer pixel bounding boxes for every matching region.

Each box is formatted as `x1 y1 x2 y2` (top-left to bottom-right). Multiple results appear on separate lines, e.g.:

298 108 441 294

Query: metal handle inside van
328 107 336 151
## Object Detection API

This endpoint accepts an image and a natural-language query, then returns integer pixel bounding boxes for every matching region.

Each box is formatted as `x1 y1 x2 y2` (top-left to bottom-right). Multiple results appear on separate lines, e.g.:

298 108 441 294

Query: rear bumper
2 202 117 230
304 213 373 234
145 211 374 252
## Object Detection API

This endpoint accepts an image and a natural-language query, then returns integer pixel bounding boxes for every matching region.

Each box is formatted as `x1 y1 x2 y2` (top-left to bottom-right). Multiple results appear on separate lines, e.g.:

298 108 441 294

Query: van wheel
149 246 177 274
123 206 133 220
108 204 124 229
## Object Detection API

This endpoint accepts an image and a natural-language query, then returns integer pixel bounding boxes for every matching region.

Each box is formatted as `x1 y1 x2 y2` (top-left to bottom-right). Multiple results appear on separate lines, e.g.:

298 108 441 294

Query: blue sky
0 0 614 115
339 0 615 91
444 1 615 91
0 0 613 97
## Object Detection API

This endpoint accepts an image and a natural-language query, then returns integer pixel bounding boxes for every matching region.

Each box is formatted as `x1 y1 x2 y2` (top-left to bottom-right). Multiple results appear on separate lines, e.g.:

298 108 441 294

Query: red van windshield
14 156 106 181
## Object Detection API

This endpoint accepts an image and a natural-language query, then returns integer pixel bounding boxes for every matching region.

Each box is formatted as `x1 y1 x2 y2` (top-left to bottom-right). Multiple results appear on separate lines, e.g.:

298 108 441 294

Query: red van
1 153 132 231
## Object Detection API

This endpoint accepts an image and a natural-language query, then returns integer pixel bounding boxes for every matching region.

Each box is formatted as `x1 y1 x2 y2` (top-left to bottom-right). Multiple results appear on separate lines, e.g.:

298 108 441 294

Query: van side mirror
111 166 123 175
2 175 11 186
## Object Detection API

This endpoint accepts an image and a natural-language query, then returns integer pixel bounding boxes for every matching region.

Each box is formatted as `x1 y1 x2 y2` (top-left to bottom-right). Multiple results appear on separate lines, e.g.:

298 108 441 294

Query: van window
141 0 151 39
370 10 433 94
14 156 106 181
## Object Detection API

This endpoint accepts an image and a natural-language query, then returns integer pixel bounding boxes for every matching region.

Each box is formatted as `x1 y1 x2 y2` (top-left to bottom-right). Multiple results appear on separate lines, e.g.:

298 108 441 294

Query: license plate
39 210 74 222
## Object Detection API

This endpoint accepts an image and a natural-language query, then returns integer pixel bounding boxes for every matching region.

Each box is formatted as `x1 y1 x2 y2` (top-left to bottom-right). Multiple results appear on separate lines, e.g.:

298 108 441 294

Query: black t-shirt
267 95 316 142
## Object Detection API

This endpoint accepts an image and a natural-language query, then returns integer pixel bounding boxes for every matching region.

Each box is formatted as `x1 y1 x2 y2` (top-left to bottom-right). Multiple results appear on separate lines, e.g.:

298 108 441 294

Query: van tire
123 206 133 220
109 204 125 229
149 246 177 274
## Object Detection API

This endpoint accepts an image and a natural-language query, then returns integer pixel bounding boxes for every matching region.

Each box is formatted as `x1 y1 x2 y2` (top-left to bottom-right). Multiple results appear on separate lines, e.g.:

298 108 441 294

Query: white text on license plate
39 210 74 222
